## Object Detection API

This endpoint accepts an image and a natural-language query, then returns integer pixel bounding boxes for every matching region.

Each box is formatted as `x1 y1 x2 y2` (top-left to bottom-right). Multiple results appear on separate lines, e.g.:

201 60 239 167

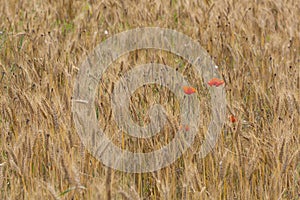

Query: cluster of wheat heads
0 0 299 199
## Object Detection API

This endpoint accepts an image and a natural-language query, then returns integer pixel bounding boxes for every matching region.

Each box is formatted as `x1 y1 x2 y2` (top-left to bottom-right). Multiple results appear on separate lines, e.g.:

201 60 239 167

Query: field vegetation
0 0 299 199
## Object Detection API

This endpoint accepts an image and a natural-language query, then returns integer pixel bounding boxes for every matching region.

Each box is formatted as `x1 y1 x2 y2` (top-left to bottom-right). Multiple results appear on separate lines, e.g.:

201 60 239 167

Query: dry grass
0 0 299 199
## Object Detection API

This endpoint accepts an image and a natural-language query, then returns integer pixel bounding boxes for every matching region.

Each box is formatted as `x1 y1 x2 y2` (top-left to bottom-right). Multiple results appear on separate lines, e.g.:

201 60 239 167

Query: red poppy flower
208 78 225 87
183 86 196 95
184 125 190 131
229 115 237 123
179 124 190 131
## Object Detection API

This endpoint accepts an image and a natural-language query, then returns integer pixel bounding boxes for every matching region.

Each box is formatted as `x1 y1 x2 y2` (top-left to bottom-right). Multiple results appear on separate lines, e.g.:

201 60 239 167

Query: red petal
179 124 190 131
185 125 190 131
229 115 237 123
183 86 196 95
208 78 225 87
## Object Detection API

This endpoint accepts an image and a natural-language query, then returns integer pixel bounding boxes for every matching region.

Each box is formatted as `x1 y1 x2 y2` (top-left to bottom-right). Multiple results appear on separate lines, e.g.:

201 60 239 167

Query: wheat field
0 0 299 199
